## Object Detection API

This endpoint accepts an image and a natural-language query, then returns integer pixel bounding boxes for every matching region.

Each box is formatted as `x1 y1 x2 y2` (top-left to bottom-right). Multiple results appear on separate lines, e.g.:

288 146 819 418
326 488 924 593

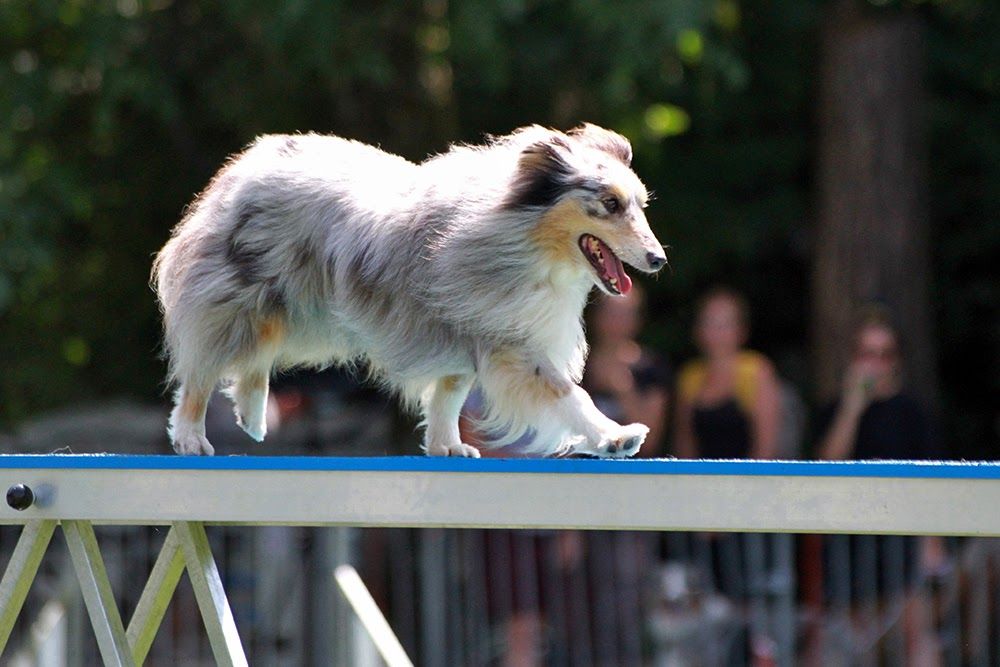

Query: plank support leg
63 520 135 667
174 521 248 667
0 519 58 654
125 526 185 664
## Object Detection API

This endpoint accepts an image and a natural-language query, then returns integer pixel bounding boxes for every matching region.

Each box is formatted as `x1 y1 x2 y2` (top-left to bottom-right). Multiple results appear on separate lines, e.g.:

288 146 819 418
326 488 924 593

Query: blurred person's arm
910 402 949 578
750 359 781 459
585 352 671 456
673 393 697 458
817 364 871 460
920 535 948 576
672 365 699 458
617 385 669 457
818 404 864 460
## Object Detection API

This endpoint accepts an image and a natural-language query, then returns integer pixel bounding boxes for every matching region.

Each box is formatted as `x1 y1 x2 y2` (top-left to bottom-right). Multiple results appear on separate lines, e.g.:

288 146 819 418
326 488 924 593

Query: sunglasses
856 347 898 361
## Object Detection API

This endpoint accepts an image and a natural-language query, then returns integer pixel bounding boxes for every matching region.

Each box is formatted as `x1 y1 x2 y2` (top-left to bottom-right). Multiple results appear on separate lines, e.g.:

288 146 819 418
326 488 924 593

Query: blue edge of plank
0 454 998 479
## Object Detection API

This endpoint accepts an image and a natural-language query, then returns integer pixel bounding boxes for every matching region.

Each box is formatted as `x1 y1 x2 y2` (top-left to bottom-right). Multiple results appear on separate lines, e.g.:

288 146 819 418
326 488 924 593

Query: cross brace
0 521 247 666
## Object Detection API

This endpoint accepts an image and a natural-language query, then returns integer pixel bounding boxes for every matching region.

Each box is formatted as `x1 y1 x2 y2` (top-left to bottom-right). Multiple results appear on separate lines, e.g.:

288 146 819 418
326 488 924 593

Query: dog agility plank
2 456 1000 536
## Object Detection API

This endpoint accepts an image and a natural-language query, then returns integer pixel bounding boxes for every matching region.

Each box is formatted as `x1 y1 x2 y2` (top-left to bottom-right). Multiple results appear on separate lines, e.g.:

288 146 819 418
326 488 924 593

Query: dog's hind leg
422 374 478 458
228 315 284 442
230 369 270 442
168 379 216 455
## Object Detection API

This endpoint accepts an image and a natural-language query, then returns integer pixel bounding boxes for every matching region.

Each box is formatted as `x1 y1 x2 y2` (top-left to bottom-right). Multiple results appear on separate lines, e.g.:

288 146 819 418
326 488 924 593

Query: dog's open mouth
578 234 632 296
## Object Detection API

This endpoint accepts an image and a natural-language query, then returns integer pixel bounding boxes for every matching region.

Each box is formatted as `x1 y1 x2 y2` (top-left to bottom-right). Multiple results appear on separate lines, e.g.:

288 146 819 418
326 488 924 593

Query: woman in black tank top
691 398 752 459
674 288 781 461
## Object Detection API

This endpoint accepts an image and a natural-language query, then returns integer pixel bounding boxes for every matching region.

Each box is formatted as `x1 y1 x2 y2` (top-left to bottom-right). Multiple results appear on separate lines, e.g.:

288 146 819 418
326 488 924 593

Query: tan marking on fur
530 199 589 266
440 374 463 392
539 375 572 400
241 372 268 391
531 197 644 269
258 316 286 346
541 372 573 399
490 350 569 403
181 390 208 422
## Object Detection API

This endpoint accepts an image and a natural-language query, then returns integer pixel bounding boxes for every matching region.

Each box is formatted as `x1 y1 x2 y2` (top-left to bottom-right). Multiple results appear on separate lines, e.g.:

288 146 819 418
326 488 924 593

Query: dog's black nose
646 252 667 270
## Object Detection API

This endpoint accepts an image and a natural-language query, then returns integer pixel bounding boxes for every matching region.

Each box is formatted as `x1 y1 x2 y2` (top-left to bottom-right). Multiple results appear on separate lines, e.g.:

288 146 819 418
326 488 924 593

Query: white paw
424 441 482 458
593 422 648 458
235 411 266 442
171 431 215 456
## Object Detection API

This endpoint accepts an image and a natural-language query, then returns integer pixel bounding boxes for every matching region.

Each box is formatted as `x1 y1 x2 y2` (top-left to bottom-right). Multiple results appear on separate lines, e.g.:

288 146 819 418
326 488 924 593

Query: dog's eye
602 197 621 214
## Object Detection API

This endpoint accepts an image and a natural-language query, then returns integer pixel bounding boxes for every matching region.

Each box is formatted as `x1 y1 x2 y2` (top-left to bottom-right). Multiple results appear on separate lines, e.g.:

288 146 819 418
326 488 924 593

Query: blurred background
1 0 998 665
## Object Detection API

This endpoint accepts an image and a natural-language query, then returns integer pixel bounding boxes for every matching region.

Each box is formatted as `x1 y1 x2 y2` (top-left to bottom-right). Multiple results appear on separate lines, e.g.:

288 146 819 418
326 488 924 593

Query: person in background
817 309 938 462
674 286 782 461
582 284 671 457
673 287 784 665
815 308 944 664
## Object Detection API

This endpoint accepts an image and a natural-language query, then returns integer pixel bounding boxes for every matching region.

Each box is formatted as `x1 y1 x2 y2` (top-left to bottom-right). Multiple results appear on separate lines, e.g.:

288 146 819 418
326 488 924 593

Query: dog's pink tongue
612 256 632 295
598 238 632 295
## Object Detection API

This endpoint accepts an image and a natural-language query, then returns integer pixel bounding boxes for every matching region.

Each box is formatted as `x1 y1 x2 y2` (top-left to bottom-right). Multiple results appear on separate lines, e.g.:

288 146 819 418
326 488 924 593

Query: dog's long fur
152 124 666 457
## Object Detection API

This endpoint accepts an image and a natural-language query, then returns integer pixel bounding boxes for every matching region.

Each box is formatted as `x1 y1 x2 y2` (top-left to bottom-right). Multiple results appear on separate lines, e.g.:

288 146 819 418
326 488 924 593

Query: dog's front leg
480 352 647 457
422 374 479 458
556 384 649 458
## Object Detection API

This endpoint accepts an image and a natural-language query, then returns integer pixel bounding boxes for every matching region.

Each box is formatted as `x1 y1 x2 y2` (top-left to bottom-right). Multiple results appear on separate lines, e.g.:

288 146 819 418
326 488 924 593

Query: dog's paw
171 432 215 456
425 441 482 458
594 423 648 458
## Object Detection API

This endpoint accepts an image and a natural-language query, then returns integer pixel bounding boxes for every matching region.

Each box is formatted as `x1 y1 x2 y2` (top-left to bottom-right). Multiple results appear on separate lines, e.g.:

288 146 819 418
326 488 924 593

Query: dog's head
505 124 666 296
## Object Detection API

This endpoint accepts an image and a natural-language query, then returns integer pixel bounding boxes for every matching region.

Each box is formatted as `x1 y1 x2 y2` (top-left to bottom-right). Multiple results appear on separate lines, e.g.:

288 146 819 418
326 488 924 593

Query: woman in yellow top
674 287 781 460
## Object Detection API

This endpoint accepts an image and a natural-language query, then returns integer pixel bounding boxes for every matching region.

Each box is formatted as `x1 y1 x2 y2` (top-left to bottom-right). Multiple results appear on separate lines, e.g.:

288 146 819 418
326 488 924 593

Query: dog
152 124 667 457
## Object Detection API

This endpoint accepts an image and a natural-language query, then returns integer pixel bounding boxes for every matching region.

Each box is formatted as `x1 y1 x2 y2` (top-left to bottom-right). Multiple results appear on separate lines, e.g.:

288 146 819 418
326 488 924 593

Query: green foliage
0 0 995 454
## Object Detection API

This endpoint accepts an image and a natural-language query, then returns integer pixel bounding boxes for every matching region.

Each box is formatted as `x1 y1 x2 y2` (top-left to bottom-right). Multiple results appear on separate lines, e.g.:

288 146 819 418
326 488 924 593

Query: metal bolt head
6 484 34 511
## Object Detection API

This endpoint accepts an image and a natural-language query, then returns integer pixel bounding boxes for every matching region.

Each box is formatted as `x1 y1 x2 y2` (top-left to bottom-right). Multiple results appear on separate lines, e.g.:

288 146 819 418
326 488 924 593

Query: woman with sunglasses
817 309 938 461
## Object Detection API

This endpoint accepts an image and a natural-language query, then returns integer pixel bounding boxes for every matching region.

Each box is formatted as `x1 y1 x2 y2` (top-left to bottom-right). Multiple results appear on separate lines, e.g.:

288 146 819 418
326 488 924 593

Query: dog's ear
567 123 632 166
505 133 576 209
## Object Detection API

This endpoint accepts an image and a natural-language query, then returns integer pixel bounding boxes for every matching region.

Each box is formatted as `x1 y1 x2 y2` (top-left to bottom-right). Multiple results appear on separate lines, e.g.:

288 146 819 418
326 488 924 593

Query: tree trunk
812 0 938 407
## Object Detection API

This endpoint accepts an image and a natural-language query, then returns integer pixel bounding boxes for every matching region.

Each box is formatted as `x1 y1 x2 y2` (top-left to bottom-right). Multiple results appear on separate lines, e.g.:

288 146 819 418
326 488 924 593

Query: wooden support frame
63 520 134 666
1 519 247 665
125 527 184 664
124 523 247 665
0 520 57 654
173 521 248 666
